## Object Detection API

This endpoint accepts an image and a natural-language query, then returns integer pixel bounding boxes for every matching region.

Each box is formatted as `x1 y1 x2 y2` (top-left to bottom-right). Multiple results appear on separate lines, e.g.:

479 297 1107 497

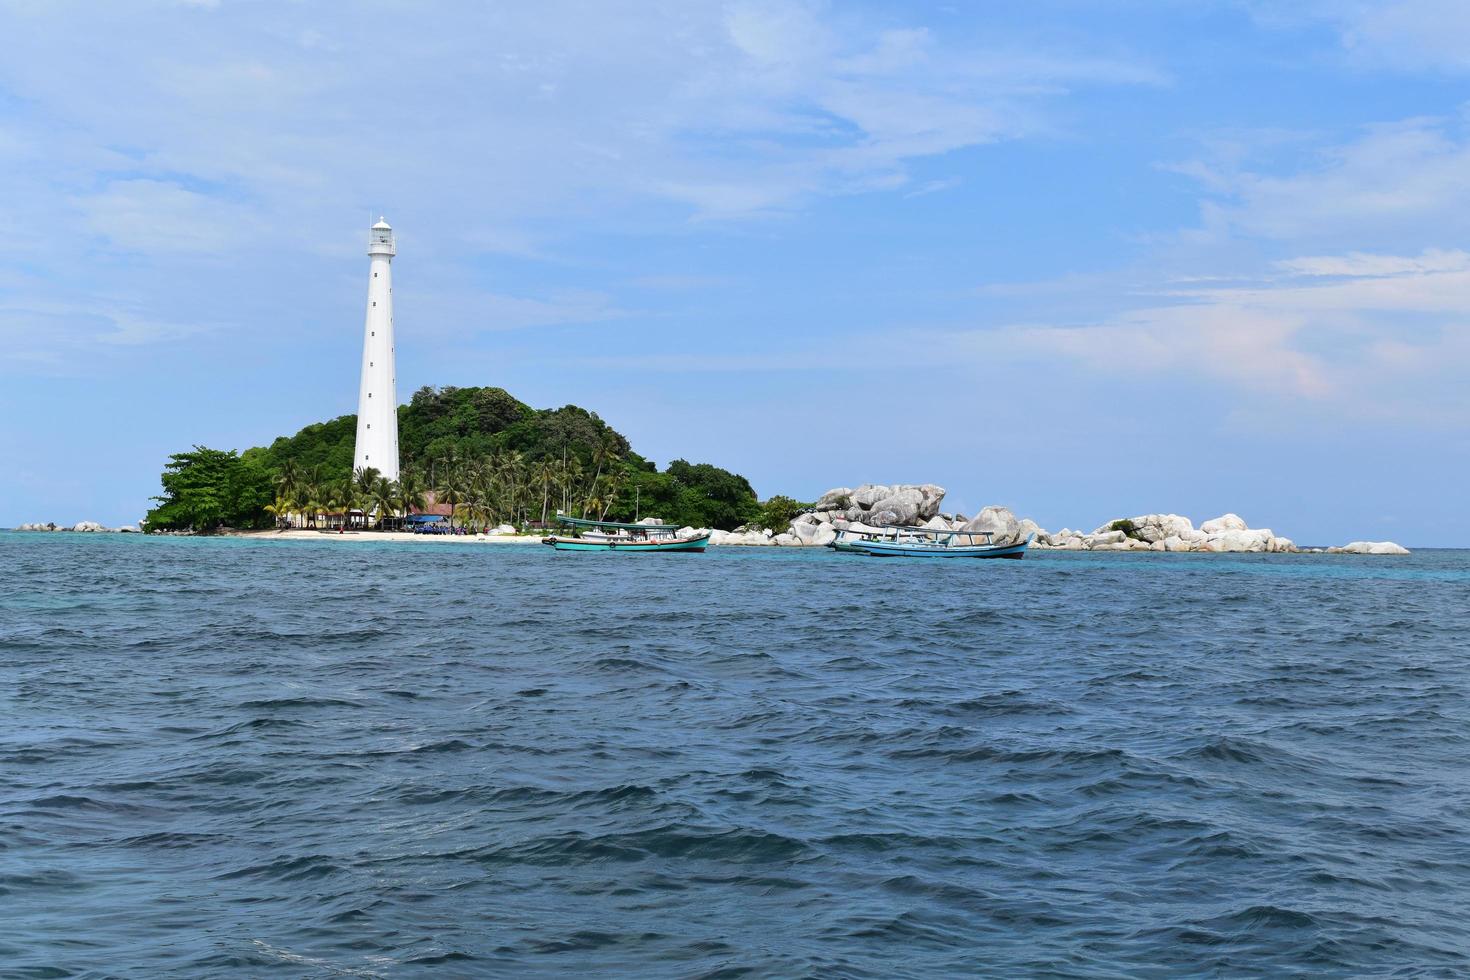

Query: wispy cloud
0 298 205 373
408 287 630 338
1275 248 1470 277
0 0 1165 366
954 247 1470 423
73 178 264 255
1175 112 1470 245
3 1 1163 227
903 176 962 198
1268 0 1470 72
626 274 737 291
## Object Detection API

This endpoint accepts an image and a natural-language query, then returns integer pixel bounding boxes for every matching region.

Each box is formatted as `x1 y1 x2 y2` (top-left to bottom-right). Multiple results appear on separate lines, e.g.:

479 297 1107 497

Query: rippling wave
3 532 1469 976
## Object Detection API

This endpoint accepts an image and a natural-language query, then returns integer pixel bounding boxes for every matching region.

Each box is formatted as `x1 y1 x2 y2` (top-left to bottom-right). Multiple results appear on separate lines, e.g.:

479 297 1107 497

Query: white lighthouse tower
353 217 399 481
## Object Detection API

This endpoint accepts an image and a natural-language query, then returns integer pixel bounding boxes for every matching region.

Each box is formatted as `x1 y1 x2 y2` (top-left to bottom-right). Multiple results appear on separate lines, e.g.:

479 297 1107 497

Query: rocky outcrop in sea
685 484 1411 554
15 522 140 533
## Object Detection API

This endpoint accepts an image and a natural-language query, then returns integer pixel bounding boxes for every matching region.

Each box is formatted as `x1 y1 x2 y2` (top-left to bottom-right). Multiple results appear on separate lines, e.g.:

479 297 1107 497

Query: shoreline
6 526 1425 553
224 529 544 544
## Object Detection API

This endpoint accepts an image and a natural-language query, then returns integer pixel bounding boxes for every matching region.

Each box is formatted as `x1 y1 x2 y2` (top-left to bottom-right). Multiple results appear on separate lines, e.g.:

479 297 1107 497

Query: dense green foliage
1108 519 1142 539
751 495 810 532
148 386 767 531
244 386 633 482
145 447 274 532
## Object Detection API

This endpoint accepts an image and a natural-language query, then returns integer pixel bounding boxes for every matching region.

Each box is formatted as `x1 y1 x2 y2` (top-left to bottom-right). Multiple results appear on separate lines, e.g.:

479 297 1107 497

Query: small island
15 385 1407 556
140 384 777 536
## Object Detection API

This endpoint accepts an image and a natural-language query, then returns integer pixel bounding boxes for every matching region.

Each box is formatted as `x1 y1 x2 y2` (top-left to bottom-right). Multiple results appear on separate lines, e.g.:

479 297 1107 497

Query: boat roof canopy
556 515 681 531
837 524 995 539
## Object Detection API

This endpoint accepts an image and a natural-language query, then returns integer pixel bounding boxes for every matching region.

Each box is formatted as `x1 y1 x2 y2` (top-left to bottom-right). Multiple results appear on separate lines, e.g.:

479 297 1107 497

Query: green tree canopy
145 446 274 531
752 495 810 532
147 386 771 531
661 459 761 530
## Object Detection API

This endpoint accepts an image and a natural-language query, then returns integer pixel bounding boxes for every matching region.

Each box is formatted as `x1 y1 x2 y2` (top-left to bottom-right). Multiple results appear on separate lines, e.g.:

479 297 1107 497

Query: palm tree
268 460 301 526
455 464 481 532
264 495 292 530
430 450 459 493
300 481 322 529
301 464 330 528
276 460 301 518
286 482 309 528
558 454 583 516
371 476 397 529
322 482 346 530
462 497 491 532
348 467 379 529
518 456 535 524
583 433 621 517
276 458 299 491
499 450 525 524
598 470 625 521
353 466 380 499
471 461 500 528
536 458 557 525
397 466 428 524
436 463 465 530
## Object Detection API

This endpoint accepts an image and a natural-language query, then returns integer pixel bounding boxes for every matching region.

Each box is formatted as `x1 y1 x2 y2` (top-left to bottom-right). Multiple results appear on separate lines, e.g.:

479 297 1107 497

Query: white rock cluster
705 484 948 547
971 508 1408 555
706 526 793 547
690 485 1411 556
1332 541 1412 555
812 484 948 527
16 521 139 533
1031 513 1297 553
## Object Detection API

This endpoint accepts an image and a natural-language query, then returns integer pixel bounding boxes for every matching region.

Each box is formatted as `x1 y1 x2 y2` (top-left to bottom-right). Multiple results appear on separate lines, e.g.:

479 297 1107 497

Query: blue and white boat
829 525 931 554
830 525 1030 559
542 515 710 553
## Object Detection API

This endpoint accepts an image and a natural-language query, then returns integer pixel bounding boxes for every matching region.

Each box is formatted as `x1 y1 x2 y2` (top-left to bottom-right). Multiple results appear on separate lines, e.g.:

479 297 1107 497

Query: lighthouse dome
367 217 395 256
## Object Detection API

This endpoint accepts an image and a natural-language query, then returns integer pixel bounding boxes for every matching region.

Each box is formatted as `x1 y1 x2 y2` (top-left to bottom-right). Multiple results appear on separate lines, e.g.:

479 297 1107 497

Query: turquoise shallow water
3 532 1469 977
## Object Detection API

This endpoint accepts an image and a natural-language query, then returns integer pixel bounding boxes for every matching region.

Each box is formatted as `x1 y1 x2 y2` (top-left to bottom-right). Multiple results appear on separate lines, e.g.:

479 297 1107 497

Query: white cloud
1 0 1160 230
74 179 264 254
903 176 962 198
997 302 1335 397
1296 0 1470 72
0 298 204 372
963 248 1470 422
1276 248 1470 277
408 287 629 338
1175 112 1470 247
520 246 1468 416
0 0 1164 366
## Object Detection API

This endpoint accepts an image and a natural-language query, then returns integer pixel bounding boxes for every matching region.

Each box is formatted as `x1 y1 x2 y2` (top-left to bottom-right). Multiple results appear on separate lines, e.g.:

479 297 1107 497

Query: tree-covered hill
146 386 770 532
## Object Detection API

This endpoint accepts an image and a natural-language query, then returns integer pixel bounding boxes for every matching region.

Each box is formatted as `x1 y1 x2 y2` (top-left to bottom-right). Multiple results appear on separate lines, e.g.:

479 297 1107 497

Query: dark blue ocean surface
3 532 1469 977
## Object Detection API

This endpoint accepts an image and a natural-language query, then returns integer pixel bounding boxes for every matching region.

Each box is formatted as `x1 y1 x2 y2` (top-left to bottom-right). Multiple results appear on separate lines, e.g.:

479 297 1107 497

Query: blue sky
2 0 1467 545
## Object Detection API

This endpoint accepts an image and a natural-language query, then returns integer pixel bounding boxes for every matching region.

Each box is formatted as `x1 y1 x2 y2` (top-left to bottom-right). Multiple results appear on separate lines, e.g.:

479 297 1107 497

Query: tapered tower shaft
354 218 399 481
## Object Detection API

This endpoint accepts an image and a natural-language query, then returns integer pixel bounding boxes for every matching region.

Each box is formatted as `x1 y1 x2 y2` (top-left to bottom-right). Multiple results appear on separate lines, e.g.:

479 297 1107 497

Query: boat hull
543 533 710 553
853 538 1029 559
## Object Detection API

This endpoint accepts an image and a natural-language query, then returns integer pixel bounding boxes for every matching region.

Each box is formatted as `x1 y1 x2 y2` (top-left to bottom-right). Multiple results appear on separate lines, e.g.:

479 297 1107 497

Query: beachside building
414 491 456 520
353 217 400 481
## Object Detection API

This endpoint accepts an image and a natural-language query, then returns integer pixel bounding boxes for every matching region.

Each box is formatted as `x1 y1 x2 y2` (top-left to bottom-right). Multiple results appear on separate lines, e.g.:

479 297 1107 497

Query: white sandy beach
229 529 543 545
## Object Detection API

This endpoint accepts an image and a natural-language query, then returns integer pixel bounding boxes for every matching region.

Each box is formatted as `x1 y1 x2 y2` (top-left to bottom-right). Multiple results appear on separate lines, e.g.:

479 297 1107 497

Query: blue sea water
2 532 1469 978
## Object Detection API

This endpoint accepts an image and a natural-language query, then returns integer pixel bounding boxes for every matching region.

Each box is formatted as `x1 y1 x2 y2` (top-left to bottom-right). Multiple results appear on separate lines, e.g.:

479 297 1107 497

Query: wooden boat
542 515 710 553
829 525 929 553
830 525 1030 559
